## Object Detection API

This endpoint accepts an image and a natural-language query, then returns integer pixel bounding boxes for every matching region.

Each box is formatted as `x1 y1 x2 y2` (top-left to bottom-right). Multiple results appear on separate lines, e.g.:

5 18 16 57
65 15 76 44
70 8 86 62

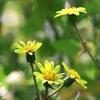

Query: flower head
14 40 42 55
54 7 87 18
62 62 87 89
34 60 64 85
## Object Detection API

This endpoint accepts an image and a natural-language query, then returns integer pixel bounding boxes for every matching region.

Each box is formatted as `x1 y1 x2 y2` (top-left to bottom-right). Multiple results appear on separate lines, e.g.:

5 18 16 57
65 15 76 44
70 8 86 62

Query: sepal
26 52 35 63
44 82 54 90
64 77 74 87
68 14 77 23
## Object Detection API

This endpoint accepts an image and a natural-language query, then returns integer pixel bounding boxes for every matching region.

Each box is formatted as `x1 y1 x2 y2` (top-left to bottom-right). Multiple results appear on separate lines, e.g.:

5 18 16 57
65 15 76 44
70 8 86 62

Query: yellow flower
14 40 42 55
54 7 87 18
62 62 87 89
34 60 64 85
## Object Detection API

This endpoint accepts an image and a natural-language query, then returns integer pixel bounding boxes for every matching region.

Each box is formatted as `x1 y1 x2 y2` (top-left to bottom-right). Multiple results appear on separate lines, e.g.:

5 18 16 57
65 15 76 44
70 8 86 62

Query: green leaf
21 1 45 37
0 65 9 89
35 40 55 59
84 0 100 14
52 39 80 56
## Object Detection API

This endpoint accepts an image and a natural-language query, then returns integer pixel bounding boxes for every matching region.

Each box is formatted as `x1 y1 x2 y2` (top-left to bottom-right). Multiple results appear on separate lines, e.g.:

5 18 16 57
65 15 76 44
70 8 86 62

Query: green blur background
0 0 100 100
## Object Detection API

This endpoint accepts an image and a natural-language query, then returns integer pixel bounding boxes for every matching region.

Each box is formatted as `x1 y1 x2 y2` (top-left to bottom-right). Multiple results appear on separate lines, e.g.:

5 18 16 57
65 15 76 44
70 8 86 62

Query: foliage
0 0 100 100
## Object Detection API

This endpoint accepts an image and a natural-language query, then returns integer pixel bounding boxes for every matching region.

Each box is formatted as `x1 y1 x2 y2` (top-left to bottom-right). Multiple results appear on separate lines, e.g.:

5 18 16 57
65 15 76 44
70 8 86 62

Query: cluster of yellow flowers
14 7 87 99
14 39 87 89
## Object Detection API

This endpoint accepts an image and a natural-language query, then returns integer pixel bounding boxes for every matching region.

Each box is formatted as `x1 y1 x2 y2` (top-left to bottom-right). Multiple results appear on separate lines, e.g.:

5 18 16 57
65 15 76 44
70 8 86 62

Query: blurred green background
0 0 100 100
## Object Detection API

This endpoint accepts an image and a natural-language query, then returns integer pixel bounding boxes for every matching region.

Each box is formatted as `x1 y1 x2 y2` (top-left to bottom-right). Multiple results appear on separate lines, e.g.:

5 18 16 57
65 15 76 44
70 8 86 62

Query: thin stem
0 96 2 100
44 87 48 100
30 63 40 100
72 23 100 69
47 84 64 100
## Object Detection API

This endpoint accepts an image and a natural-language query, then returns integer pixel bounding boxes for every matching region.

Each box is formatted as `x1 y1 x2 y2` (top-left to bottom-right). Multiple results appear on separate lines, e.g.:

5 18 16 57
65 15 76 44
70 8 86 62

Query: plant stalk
47 84 64 100
44 86 48 100
30 63 40 100
72 23 100 69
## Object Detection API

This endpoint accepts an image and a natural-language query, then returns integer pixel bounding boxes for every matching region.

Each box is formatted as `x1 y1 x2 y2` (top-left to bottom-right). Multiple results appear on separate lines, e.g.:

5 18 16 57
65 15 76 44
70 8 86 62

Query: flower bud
44 82 54 89
64 77 74 87
26 52 35 63
68 14 77 23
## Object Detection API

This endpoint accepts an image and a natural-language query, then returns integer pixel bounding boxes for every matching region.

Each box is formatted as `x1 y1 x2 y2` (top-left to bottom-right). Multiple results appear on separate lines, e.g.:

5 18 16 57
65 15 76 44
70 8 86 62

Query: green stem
72 23 100 69
30 63 40 100
47 84 64 100
0 96 2 100
44 86 48 100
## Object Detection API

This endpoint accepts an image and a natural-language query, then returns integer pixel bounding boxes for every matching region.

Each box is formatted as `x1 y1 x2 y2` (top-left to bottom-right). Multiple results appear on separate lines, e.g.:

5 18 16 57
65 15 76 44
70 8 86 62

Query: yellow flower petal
27 41 32 46
14 43 23 50
70 75 76 79
55 79 64 84
54 7 87 18
44 60 50 70
76 7 85 12
80 79 87 84
28 52 33 55
14 40 42 55
62 62 87 89
74 12 80 16
33 42 42 51
20 41 26 46
53 65 60 73
48 81 53 85
50 61 54 70
62 62 70 73
14 50 24 54
57 73 65 78
34 60 64 85
31 41 36 47
75 79 87 89
33 72 43 78
43 80 47 83
38 62 45 73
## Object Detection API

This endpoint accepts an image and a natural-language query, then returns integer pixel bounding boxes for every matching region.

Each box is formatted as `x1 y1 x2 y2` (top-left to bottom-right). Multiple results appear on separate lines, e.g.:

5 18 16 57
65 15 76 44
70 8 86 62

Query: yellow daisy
62 62 87 89
14 40 42 55
54 7 87 18
34 60 64 85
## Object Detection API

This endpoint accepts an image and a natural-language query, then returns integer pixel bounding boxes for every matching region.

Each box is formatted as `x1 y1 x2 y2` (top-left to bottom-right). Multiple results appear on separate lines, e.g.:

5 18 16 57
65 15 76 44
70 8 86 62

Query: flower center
43 70 56 81
24 45 34 52
69 70 80 80
69 7 76 13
